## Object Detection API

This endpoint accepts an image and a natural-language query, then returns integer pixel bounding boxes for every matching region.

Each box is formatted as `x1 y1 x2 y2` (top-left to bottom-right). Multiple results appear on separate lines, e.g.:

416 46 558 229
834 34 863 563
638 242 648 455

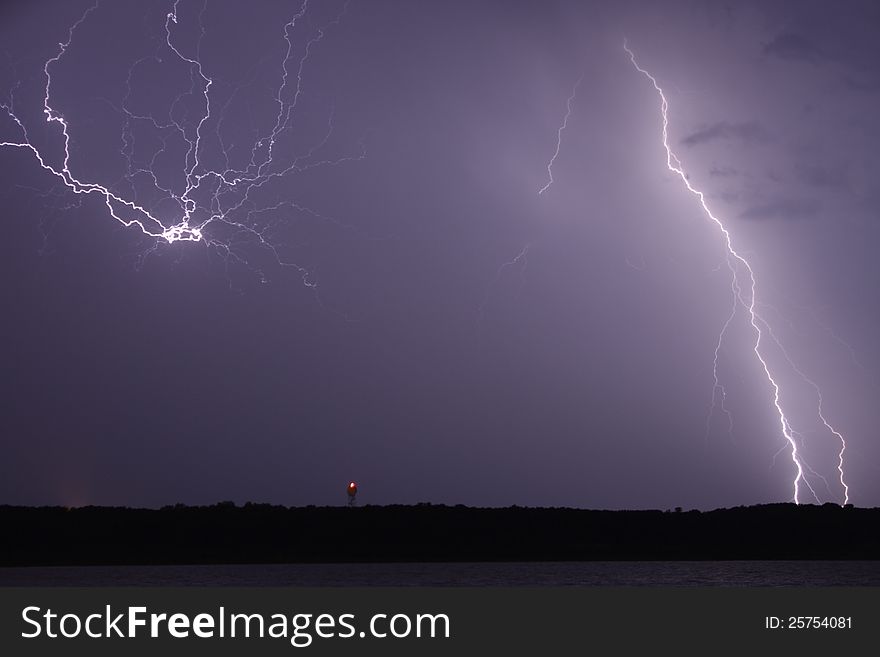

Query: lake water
2 561 878 586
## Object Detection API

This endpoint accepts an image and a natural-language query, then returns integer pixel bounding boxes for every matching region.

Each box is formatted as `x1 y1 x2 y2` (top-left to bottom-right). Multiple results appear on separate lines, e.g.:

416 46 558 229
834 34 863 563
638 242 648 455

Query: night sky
1 0 878 510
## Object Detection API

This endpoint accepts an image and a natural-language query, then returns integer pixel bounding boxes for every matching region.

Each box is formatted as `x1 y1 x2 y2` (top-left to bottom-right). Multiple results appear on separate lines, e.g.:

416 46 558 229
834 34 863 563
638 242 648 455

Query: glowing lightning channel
538 75 583 195
1 2 201 244
705 262 737 443
759 318 850 504
476 243 531 329
623 40 817 504
0 0 364 290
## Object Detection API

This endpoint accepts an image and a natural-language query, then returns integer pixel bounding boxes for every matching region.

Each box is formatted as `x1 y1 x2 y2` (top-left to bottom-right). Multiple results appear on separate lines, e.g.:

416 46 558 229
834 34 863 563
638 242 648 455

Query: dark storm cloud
739 198 819 221
795 162 848 190
709 165 739 177
841 74 880 93
761 32 825 64
681 121 769 147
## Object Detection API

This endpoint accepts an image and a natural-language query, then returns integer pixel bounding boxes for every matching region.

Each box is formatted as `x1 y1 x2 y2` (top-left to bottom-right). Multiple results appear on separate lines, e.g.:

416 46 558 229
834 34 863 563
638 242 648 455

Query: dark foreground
1 503 877 566
4 560 880 587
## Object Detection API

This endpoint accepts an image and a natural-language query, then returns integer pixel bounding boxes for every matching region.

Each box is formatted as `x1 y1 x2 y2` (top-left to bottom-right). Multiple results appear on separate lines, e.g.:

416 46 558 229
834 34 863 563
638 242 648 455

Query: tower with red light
347 481 358 506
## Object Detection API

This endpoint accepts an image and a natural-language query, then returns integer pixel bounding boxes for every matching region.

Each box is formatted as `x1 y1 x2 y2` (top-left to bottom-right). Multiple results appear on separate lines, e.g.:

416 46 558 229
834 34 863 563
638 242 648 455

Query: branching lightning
476 242 531 329
759 318 850 504
1 6 857 505
0 0 364 290
623 40 850 505
705 272 737 443
538 74 583 195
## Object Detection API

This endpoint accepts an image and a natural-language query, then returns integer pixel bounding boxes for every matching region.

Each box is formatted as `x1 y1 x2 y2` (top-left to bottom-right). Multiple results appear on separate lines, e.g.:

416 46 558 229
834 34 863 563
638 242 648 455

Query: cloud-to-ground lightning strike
0 0 363 289
538 75 583 195
623 40 850 505
759 319 850 504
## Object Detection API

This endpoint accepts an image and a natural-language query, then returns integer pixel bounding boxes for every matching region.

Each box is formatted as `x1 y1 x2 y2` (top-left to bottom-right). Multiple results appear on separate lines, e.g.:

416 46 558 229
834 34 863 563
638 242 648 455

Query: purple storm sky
1 0 878 510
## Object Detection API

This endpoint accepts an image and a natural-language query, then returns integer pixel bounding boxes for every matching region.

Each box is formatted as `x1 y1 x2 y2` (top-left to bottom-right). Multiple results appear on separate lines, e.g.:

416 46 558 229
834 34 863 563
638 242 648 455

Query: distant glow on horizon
623 39 850 505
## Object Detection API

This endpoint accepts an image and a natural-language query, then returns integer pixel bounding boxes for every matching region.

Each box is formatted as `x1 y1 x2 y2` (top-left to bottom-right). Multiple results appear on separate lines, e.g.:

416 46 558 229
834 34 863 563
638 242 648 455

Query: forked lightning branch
622 41 849 505
0 3 856 507
0 0 362 285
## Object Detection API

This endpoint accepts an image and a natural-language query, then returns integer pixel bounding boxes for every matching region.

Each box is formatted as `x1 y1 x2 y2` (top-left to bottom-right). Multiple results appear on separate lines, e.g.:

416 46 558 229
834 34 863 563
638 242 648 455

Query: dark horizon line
0 500 864 512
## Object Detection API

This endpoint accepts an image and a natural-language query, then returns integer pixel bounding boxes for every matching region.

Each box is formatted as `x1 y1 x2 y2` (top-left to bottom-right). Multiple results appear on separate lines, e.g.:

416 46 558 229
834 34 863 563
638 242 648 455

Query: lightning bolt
802 305 876 388
759 318 850 504
538 74 583 195
623 40 852 505
476 242 531 330
0 0 364 291
705 273 736 443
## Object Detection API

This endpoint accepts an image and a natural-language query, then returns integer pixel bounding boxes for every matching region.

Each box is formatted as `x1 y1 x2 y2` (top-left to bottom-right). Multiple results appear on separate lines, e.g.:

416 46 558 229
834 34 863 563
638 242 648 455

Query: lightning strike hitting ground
538 75 583 195
623 40 850 505
759 319 850 504
0 0 363 289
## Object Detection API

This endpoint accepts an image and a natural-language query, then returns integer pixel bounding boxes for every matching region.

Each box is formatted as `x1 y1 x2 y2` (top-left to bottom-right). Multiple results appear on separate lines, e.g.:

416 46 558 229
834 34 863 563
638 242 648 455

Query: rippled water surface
2 560 879 586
